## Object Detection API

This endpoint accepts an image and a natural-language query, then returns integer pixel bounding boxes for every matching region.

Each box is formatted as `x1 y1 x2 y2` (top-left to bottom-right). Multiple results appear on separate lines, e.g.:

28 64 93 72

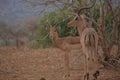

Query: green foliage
27 40 39 49
0 42 7 46
92 4 113 42
31 2 118 48
33 10 78 48
27 39 53 49
93 4 100 21
105 12 113 42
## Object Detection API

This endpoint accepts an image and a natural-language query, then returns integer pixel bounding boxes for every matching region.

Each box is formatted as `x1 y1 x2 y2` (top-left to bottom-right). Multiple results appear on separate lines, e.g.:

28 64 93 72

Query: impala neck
77 16 87 34
51 32 58 45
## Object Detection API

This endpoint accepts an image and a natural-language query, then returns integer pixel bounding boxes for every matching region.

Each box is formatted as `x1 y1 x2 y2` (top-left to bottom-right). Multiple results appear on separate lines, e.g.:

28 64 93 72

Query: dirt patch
0 47 120 80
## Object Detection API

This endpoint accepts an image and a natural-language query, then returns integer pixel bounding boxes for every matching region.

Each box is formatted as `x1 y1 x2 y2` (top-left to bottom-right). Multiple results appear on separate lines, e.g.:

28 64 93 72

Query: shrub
33 10 78 48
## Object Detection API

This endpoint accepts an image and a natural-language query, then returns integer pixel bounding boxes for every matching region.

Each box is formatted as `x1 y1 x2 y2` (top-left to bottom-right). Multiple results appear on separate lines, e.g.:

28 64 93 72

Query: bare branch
77 0 96 15
104 0 119 53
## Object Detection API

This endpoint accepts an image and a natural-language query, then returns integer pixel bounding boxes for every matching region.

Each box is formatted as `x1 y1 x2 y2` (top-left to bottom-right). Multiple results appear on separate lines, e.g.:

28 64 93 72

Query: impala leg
84 73 89 80
93 70 100 80
64 51 70 78
84 55 86 80
92 49 101 80
92 49 95 62
93 59 104 80
84 54 89 80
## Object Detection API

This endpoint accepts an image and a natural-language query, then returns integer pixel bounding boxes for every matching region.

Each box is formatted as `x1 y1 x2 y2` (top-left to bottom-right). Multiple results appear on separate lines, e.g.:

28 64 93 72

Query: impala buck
67 0 103 80
49 27 81 49
49 26 81 77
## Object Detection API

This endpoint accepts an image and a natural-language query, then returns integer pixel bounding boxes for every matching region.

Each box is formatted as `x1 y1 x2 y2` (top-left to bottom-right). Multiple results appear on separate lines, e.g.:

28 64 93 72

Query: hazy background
0 0 119 22
0 0 57 22
0 0 119 48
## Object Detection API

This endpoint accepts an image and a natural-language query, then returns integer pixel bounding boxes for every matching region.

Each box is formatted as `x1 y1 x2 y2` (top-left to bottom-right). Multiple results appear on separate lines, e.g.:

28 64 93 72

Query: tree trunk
16 38 20 48
99 1 110 60
117 25 120 56
5 40 9 46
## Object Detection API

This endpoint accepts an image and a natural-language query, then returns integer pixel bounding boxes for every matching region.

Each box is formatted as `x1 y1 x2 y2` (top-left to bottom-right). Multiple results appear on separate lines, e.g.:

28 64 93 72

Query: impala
49 26 81 77
49 27 81 49
67 0 103 80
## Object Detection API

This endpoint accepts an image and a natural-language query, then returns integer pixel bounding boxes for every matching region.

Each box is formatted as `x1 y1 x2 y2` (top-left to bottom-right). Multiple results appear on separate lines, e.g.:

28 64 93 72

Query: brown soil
0 46 120 80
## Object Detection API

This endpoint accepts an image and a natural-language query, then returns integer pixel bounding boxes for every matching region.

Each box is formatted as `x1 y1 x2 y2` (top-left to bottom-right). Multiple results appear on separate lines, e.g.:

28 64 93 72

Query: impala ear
45 24 50 31
54 28 57 32
56 26 61 31
74 17 79 21
80 14 85 18
79 14 85 21
45 25 50 30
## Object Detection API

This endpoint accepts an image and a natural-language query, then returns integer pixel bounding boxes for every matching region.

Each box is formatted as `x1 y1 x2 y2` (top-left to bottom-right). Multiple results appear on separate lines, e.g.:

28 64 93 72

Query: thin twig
38 33 49 41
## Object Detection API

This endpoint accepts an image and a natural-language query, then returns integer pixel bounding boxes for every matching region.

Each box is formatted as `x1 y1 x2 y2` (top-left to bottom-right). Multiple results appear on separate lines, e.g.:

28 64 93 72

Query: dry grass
0 46 120 80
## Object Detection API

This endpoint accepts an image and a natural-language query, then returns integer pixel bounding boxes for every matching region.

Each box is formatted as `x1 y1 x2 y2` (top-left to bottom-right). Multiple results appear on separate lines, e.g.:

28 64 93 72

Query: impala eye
55 29 57 32
75 17 78 21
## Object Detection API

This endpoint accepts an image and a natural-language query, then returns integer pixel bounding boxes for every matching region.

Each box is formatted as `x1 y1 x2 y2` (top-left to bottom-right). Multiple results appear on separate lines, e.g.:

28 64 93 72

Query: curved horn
77 0 96 15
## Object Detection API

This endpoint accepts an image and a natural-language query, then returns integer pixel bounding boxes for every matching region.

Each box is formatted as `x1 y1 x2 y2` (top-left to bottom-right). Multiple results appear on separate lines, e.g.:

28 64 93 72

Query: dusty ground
0 46 120 80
